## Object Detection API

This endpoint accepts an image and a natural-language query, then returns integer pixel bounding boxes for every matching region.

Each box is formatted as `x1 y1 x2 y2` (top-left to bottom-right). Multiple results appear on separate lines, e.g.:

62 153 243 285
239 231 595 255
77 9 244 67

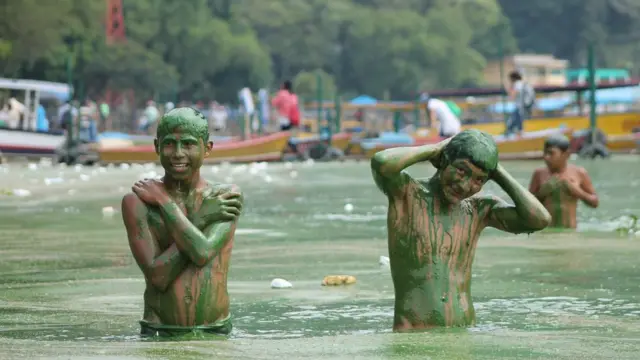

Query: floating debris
321 275 356 286
344 203 354 213
270 278 293 289
11 189 31 197
102 206 116 219
379 256 390 268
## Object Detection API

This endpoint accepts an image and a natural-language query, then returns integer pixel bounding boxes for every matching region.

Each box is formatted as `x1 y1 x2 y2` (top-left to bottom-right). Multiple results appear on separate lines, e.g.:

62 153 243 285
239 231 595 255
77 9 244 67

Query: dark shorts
280 124 298 131
140 315 232 338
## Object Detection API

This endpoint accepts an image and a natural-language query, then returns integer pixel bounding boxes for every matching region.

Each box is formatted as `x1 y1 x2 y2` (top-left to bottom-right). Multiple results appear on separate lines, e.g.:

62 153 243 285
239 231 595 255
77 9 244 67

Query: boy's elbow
371 151 391 174
190 250 211 267
523 208 551 232
533 208 552 230
371 152 383 170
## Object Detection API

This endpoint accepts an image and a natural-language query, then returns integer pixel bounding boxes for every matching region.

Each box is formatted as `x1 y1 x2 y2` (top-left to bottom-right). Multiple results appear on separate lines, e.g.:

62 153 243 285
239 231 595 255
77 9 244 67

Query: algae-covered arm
482 164 551 233
132 180 243 267
370 138 451 196
158 200 239 267
121 193 188 292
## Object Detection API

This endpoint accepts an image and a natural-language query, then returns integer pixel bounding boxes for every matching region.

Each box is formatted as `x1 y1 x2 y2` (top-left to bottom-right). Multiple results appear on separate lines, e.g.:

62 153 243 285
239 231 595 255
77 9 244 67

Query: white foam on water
236 228 287 237
476 297 640 319
313 213 386 222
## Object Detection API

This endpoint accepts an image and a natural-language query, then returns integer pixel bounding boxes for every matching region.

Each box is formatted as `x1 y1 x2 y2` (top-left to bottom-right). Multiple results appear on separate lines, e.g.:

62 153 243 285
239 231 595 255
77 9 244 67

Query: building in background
483 54 569 87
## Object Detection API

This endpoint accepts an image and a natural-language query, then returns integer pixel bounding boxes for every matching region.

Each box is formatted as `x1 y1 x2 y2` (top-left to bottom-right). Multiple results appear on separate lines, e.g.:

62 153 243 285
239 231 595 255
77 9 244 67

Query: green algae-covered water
1 157 639 359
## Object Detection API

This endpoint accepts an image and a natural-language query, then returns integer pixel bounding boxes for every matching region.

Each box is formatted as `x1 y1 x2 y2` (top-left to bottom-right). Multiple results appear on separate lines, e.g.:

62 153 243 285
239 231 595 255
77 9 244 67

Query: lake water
1 156 639 359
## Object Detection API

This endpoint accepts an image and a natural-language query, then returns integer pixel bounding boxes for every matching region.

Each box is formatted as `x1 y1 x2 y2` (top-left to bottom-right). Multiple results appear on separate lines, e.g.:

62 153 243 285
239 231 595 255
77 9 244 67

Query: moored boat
98 131 292 164
0 78 70 160
0 128 65 158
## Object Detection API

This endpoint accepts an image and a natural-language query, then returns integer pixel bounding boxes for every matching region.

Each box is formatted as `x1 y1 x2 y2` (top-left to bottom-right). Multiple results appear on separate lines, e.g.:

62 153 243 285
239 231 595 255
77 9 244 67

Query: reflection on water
1 158 640 358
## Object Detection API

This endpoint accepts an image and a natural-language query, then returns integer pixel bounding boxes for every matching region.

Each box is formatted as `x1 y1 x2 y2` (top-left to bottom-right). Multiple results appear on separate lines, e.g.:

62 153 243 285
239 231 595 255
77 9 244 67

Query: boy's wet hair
544 134 570 152
156 107 209 144
441 129 499 174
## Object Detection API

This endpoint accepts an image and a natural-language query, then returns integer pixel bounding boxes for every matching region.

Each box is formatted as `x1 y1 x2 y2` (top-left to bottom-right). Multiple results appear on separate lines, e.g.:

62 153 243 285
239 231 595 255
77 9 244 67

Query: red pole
106 0 126 44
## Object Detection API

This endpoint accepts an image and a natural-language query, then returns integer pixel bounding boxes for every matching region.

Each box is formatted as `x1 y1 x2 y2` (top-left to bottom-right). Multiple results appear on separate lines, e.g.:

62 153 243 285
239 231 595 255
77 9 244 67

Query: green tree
499 0 640 69
0 0 75 76
293 69 337 100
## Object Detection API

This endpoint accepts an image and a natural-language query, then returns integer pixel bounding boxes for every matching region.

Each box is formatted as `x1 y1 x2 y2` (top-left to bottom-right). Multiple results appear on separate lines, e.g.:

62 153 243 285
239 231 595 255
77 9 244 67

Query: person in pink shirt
271 80 300 131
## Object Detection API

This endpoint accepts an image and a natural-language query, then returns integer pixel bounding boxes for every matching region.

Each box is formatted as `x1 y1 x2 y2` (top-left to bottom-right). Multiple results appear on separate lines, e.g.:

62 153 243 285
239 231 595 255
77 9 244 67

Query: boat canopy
0 78 72 102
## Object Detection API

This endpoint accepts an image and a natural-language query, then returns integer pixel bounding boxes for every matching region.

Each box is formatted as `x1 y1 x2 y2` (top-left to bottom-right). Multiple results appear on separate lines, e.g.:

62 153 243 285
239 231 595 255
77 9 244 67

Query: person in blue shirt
36 104 49 132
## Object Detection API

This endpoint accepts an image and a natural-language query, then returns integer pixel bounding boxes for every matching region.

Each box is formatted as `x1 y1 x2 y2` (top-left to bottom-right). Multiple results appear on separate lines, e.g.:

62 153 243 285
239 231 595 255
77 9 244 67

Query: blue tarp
360 132 415 149
349 95 378 106
584 86 640 104
489 96 573 113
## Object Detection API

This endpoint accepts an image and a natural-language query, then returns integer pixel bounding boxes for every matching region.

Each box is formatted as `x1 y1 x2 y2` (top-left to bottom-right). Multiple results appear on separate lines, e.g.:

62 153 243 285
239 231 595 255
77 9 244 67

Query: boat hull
0 128 65 158
99 132 291 164
286 132 352 155
461 112 640 151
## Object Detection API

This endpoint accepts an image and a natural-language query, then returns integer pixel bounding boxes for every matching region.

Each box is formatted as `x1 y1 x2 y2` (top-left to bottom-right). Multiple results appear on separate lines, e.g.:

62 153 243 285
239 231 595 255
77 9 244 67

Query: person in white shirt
208 101 227 132
139 100 159 134
422 93 461 138
6 98 25 129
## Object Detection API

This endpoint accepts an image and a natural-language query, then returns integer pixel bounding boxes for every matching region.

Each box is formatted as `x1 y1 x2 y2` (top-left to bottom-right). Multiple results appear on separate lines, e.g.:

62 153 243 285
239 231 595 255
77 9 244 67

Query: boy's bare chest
541 171 581 199
391 197 480 255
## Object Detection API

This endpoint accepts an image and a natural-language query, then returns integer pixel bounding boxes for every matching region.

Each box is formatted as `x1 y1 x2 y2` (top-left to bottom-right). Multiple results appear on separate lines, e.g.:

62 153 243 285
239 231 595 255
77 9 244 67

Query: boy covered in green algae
528 135 599 229
371 129 551 331
121 107 243 337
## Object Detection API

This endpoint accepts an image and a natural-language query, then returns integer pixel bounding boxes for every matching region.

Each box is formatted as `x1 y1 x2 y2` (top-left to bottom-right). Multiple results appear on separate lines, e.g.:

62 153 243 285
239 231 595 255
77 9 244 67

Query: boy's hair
509 71 522 82
283 80 292 92
156 107 209 144
544 134 570 152
441 130 499 173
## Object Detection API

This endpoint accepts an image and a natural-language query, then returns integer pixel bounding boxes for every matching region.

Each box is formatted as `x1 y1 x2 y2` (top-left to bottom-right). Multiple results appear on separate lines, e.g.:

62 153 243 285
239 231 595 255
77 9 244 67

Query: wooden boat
0 128 65 158
98 131 292 164
306 80 640 153
429 80 640 152
0 78 70 159
361 127 572 160
285 131 352 157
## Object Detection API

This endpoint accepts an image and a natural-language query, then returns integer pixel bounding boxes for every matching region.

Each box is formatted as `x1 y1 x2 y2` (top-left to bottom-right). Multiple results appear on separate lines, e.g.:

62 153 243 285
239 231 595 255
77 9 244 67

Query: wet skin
371 139 550 331
122 120 243 329
528 147 599 229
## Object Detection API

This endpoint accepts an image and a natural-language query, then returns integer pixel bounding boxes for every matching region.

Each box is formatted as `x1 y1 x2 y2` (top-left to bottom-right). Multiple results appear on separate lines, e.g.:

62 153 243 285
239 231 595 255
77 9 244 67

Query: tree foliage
2 0 639 103
499 0 640 70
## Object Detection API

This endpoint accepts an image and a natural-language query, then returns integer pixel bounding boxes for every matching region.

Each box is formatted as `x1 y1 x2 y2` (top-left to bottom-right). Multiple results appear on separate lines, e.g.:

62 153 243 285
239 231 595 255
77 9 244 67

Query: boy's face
439 159 490 204
543 146 568 172
154 127 213 180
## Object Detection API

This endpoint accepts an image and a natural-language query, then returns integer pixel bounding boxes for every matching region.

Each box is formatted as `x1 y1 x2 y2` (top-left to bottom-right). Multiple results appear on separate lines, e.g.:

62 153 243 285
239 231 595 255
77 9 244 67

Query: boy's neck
427 174 457 210
549 163 568 174
163 171 202 196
